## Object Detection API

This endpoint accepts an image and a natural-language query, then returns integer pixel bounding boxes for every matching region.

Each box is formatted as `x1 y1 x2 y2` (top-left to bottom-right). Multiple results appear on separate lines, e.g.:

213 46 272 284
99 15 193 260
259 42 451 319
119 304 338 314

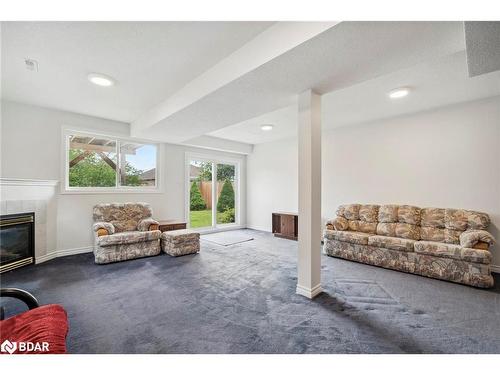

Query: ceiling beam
182 135 253 155
131 22 338 139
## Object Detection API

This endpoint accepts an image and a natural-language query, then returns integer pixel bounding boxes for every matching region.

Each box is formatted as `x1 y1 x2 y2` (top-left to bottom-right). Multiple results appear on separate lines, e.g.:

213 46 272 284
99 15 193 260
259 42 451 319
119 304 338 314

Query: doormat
201 231 254 246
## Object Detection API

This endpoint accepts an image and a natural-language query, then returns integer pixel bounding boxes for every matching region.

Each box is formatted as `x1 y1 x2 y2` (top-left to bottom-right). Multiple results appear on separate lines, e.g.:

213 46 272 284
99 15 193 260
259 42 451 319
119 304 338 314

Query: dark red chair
0 288 68 354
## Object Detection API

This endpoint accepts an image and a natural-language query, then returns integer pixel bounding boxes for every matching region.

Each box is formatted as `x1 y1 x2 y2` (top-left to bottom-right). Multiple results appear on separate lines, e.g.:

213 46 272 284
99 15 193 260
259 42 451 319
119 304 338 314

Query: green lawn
190 210 212 228
189 209 234 228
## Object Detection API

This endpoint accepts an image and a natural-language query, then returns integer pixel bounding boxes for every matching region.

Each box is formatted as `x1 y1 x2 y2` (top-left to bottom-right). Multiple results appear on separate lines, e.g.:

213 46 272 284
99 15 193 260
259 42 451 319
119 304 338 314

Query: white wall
0 100 246 256
246 137 298 232
247 96 500 267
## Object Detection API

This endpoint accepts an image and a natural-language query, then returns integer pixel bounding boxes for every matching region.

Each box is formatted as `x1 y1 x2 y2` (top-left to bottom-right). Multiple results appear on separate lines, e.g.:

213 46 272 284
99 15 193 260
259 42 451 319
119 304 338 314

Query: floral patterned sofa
92 203 161 264
323 204 496 288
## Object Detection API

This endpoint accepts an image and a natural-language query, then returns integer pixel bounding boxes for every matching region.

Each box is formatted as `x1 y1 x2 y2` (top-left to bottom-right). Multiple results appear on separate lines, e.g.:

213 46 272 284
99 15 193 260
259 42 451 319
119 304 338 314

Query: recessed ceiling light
388 87 410 99
87 73 115 87
261 124 274 131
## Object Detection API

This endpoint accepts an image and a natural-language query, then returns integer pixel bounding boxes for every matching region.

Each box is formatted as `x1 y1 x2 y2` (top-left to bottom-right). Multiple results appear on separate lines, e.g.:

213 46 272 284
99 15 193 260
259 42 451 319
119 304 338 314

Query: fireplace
0 212 35 273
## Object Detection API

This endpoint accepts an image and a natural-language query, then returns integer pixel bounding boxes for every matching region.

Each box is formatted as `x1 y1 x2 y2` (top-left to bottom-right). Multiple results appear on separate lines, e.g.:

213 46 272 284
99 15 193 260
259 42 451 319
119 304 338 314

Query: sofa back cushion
337 204 490 244
93 203 153 233
420 207 490 244
376 205 421 240
337 204 379 234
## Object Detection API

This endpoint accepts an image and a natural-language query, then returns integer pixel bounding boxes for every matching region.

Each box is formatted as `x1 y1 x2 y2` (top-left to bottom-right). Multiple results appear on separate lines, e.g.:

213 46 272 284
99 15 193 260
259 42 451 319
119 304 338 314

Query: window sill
60 188 165 195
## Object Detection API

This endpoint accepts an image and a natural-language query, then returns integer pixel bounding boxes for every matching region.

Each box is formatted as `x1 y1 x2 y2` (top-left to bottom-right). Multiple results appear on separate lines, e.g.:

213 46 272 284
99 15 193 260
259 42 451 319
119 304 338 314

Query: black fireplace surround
0 212 35 273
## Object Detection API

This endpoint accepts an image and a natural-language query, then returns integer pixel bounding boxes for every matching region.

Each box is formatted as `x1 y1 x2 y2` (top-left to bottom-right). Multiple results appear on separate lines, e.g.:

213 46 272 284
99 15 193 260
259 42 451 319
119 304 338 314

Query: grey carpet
201 231 254 246
1 229 499 354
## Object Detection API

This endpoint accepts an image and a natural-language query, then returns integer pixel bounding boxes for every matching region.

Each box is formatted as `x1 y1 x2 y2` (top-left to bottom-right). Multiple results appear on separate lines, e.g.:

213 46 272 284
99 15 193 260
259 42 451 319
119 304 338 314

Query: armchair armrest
1 288 39 320
460 230 495 249
326 219 334 230
326 216 349 231
92 221 115 236
138 218 160 232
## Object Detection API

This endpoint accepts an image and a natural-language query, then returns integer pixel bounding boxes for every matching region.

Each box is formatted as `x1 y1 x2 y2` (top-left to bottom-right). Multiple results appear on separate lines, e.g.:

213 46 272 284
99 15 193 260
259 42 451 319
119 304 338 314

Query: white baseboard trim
36 246 93 264
296 283 323 299
491 264 500 274
35 252 57 264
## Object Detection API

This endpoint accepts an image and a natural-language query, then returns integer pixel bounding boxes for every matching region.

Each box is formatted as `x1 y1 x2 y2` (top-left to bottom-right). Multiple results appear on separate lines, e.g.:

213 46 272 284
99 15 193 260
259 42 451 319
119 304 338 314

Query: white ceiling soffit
1 21 274 122
132 21 465 144
131 21 337 140
211 51 500 144
209 105 298 145
464 21 500 77
182 135 253 155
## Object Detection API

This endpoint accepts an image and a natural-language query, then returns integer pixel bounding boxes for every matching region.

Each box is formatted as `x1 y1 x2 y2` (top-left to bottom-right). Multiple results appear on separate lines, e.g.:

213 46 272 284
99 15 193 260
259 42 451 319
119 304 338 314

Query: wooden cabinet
272 212 298 241
158 220 187 232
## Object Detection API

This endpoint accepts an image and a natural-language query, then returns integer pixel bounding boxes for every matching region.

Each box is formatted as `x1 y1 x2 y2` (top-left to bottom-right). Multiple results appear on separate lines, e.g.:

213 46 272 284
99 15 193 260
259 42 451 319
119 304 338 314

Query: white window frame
61 128 162 194
185 152 241 232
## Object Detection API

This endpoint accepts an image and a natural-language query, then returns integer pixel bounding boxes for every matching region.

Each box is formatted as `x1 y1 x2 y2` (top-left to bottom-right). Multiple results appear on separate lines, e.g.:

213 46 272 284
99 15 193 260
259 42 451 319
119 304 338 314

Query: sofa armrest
460 230 495 248
325 220 335 230
138 218 160 232
92 221 115 236
326 216 349 231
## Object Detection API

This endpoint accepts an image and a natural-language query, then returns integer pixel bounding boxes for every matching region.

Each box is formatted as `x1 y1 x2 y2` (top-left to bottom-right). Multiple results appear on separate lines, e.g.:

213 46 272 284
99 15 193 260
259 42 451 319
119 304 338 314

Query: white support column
296 89 322 299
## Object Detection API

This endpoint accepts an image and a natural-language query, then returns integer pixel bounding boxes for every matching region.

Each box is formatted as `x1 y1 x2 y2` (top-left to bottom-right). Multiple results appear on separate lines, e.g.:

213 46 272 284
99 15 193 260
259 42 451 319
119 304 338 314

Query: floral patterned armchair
92 203 161 264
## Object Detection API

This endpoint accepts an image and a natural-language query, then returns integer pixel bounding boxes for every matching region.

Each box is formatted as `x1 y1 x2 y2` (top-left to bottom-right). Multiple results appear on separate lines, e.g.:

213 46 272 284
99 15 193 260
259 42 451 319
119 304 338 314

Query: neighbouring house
139 168 156 186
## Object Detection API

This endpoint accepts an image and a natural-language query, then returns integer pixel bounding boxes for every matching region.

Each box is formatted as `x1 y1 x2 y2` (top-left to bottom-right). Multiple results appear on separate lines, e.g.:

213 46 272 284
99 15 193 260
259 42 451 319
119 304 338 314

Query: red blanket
0 304 68 354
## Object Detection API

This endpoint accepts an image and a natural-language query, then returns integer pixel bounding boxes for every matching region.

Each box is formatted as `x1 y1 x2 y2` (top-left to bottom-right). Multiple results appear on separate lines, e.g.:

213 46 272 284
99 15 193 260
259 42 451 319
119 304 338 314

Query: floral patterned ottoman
161 229 200 257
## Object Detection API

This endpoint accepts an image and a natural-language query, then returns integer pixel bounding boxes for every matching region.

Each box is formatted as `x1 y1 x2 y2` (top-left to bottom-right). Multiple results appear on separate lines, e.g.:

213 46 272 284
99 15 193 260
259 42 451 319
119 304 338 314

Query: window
187 154 239 229
65 132 158 191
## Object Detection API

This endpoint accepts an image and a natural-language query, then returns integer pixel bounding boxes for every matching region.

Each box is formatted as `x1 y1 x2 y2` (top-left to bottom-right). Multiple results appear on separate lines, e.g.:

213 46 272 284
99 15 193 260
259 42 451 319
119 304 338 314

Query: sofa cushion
97 230 161 247
414 241 491 264
348 220 377 234
359 205 379 222
358 221 377 234
420 226 445 242
0 304 68 354
397 205 421 225
368 235 416 252
466 211 490 230
337 204 361 220
444 228 462 244
324 230 370 245
377 222 396 237
332 217 349 231
395 223 420 240
378 205 399 223
444 209 469 231
93 203 154 233
421 208 445 228
161 229 200 243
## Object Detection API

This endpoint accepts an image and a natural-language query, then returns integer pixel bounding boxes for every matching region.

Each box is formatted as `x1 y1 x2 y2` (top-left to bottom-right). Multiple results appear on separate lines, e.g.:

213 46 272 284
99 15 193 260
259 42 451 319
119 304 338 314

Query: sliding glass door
189 160 213 228
187 156 239 230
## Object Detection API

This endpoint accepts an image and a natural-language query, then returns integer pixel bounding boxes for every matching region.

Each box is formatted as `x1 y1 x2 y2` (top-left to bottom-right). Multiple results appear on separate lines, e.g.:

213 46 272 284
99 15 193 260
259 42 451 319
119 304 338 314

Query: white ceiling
1 21 274 122
210 51 500 144
3 21 499 150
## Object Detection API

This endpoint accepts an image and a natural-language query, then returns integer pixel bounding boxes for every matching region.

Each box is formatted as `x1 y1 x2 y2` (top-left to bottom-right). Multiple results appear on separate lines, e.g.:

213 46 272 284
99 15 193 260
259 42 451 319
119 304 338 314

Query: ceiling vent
24 58 39 72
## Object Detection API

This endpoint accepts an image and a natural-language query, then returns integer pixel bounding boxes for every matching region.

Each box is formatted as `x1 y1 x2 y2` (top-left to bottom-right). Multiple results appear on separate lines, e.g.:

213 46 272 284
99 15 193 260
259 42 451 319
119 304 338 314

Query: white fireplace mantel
0 178 59 187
